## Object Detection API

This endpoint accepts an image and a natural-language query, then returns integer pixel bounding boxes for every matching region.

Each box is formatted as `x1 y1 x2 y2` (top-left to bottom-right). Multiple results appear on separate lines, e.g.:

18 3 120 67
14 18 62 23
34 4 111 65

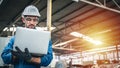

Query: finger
11 50 16 55
11 50 20 57
25 48 29 54
15 46 23 55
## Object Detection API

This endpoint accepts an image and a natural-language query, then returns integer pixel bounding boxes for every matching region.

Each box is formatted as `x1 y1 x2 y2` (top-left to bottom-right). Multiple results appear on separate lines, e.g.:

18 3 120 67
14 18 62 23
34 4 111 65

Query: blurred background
0 0 120 68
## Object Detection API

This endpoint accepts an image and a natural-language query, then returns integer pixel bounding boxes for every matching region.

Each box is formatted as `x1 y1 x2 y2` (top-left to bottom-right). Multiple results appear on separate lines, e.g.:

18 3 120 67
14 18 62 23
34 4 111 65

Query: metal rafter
53 0 117 35
74 0 120 13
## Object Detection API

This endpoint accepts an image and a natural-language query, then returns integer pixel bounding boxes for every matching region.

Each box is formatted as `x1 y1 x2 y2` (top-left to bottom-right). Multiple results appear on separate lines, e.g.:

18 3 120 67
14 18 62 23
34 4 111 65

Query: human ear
22 17 26 24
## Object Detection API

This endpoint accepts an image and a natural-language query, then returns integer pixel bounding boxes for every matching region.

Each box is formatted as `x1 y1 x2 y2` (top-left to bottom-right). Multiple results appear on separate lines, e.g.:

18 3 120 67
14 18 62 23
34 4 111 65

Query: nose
29 20 36 24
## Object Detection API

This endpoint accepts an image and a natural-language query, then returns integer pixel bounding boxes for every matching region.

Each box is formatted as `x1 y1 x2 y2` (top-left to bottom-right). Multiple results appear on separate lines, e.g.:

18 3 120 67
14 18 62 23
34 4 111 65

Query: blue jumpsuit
1 36 53 68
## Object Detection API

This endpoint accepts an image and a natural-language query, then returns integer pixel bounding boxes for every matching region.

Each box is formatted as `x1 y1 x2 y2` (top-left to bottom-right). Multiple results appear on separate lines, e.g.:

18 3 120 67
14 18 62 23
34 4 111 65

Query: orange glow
70 32 103 45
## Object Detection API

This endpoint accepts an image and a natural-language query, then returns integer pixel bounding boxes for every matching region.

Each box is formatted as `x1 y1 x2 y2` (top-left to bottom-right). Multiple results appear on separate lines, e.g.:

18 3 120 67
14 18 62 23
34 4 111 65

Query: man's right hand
11 46 32 62
11 49 20 58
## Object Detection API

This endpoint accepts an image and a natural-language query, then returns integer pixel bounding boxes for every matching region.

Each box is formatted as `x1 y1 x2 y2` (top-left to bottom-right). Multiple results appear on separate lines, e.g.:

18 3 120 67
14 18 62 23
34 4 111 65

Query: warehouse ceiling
0 0 120 55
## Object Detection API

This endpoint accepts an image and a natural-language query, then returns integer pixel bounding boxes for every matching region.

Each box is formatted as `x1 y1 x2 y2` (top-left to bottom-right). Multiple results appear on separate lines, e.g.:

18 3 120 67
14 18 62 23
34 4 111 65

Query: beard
27 24 36 29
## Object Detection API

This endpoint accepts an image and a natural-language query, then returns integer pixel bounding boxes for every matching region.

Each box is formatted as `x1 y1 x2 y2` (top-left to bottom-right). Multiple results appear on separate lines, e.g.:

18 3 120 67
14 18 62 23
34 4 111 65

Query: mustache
29 24 35 26
26 24 35 28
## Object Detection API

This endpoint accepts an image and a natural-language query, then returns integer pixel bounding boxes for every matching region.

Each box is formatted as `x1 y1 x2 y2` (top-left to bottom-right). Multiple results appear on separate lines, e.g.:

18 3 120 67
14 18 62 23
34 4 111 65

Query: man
1 5 53 68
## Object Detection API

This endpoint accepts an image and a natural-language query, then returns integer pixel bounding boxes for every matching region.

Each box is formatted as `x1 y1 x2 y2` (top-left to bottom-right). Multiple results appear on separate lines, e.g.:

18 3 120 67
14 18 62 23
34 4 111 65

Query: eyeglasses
25 17 39 22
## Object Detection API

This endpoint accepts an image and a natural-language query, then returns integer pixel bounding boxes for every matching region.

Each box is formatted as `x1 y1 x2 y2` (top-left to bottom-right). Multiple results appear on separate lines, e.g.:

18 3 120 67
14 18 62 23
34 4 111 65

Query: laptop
13 27 50 56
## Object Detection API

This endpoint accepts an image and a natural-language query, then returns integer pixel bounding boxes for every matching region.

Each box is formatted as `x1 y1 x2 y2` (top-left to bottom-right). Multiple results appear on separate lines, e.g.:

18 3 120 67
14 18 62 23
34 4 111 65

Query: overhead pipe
54 38 78 47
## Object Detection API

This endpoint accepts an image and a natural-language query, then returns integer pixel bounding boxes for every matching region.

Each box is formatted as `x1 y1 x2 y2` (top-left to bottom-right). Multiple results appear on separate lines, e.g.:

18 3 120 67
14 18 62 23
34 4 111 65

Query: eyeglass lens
25 18 39 22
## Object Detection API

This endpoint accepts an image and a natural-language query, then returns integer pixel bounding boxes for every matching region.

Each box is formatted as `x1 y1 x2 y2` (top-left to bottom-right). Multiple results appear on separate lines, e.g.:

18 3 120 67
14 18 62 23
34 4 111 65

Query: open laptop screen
13 27 50 56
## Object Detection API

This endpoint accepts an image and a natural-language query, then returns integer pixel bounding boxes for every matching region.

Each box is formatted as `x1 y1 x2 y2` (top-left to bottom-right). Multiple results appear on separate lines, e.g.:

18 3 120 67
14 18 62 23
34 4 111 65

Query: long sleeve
1 36 14 64
39 40 53 66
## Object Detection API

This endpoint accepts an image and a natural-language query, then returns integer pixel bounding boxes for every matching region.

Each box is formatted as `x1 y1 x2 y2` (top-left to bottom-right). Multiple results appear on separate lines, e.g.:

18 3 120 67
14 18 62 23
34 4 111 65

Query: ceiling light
97 29 111 34
72 0 79 2
70 32 102 45
70 32 83 37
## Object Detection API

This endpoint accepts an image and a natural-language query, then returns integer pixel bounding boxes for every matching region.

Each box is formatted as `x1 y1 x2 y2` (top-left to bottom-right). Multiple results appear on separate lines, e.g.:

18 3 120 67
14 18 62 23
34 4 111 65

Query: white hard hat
22 5 41 17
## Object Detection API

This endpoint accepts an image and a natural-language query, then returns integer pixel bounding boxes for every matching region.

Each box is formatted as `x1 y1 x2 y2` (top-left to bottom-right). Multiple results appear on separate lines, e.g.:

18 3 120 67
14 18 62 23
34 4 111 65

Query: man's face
22 16 39 29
